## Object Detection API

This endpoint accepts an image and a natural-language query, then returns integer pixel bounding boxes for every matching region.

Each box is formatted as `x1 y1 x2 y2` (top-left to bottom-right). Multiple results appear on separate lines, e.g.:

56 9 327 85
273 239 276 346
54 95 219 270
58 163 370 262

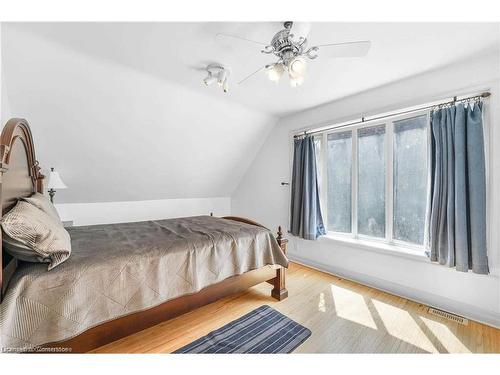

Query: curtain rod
293 91 491 139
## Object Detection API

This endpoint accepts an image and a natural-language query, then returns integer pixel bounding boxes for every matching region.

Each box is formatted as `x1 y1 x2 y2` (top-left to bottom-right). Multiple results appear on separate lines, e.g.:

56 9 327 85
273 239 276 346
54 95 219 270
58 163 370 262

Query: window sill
319 233 429 262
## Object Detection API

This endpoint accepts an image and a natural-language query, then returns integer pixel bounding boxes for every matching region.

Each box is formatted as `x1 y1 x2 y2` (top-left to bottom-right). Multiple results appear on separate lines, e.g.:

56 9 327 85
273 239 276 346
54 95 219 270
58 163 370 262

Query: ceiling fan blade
315 41 371 58
215 33 268 47
238 66 266 85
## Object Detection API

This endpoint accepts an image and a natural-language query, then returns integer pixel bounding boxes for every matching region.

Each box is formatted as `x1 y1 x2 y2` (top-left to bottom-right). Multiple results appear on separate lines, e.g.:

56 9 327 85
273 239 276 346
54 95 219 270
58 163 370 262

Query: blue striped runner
173 305 311 354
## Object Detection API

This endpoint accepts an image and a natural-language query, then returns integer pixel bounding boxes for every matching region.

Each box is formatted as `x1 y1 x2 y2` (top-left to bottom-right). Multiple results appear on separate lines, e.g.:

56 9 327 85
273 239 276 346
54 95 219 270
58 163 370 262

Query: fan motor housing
271 29 300 56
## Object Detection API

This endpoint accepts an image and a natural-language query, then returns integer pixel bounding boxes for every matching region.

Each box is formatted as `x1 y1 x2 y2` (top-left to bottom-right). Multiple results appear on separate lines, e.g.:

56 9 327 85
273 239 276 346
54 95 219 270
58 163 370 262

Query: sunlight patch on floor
330 284 377 329
419 316 471 353
370 299 437 353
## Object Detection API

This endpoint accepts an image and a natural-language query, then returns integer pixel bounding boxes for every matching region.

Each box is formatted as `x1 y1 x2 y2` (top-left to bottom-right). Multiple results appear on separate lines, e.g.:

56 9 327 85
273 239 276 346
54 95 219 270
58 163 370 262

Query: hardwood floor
92 262 500 353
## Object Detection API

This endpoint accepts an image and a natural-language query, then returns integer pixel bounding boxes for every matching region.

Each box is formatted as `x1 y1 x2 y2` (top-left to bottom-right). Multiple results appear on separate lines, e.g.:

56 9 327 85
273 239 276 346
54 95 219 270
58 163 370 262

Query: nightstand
62 220 74 228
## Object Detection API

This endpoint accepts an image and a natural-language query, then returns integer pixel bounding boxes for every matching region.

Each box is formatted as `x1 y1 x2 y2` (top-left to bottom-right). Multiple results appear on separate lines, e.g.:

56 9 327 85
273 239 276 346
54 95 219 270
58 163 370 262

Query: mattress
0 215 288 350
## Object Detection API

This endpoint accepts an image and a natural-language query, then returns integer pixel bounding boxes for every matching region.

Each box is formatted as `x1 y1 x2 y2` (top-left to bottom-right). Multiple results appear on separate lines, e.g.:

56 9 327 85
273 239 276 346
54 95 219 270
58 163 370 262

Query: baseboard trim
289 253 500 329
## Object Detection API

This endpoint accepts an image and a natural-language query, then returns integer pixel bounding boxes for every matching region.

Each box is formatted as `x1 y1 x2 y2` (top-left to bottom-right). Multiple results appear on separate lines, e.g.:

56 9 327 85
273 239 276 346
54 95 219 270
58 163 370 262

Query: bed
0 118 289 353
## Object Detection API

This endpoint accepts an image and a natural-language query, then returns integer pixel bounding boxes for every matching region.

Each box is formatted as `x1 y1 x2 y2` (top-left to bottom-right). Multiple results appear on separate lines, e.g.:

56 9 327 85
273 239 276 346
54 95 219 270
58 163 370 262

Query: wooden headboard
0 118 44 302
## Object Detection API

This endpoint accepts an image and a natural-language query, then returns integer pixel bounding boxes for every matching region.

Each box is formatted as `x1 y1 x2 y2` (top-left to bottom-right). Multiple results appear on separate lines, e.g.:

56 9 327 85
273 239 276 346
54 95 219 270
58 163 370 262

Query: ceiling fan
216 22 371 87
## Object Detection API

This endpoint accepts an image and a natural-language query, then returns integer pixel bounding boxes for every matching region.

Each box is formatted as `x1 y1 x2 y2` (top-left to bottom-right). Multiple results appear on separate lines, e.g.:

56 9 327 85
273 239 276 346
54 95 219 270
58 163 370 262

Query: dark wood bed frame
0 118 288 353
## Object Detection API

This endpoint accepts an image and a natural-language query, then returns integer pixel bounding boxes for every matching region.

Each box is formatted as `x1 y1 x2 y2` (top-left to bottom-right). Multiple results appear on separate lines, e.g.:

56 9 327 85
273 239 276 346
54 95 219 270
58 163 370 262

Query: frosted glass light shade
203 75 217 86
217 69 227 86
288 57 307 78
47 169 68 189
266 63 284 83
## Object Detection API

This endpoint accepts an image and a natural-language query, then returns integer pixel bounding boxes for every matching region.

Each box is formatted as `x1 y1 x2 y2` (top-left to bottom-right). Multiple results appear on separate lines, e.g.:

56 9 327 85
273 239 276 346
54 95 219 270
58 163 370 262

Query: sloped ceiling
2 26 277 203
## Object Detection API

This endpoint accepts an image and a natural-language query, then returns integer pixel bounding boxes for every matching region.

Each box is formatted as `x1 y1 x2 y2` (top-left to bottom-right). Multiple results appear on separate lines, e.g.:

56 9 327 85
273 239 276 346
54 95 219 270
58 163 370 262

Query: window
317 110 429 249
393 115 428 245
327 131 352 233
357 125 386 238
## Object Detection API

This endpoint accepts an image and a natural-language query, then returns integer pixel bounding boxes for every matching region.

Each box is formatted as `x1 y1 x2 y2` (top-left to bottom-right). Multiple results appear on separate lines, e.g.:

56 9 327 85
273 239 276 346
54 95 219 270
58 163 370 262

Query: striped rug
173 305 311 354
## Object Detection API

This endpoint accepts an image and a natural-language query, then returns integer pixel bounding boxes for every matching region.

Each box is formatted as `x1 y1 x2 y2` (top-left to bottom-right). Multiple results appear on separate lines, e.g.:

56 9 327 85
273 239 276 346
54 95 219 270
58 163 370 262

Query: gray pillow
22 192 61 223
1 201 71 270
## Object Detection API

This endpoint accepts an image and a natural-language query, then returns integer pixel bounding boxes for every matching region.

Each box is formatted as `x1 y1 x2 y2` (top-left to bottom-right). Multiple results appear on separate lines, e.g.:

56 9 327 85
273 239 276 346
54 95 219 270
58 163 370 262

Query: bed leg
271 226 288 300
271 267 288 300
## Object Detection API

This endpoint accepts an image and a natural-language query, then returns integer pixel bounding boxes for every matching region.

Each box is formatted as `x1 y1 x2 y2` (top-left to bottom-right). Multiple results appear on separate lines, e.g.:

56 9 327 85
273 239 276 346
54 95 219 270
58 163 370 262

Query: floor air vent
427 307 468 325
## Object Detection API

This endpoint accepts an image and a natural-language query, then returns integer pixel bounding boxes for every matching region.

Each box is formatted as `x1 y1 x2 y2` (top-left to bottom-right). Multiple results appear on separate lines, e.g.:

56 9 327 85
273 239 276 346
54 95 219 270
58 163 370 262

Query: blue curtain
290 136 326 240
427 102 488 274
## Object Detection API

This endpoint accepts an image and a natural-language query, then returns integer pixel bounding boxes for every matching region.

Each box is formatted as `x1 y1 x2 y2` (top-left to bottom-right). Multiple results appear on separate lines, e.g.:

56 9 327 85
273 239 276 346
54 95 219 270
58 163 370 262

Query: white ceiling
7 22 500 116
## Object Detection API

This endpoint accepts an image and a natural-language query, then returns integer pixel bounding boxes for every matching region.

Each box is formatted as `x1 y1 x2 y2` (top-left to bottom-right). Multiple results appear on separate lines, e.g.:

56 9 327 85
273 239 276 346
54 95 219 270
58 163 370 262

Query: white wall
1 64 11 126
55 197 230 226
232 52 500 327
1 26 277 205
0 24 2 123
0 23 11 125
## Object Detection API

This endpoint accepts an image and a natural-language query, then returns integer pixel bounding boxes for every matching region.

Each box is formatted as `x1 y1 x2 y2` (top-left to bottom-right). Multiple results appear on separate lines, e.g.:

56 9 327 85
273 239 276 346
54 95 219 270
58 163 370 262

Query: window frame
318 108 431 252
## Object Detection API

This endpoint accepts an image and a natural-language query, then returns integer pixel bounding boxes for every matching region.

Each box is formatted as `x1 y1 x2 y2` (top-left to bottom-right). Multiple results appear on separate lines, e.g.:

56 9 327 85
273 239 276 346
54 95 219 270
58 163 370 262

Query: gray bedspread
0 216 288 350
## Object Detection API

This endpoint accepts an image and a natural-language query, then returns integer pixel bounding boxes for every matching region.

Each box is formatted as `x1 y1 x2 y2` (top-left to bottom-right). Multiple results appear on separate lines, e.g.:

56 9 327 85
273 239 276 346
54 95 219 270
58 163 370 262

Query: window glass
357 125 386 238
393 115 428 244
327 131 352 233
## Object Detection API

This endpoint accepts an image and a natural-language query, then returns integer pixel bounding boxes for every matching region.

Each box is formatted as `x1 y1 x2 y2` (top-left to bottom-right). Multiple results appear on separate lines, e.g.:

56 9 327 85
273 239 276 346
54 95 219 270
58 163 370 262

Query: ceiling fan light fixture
217 22 371 88
266 63 284 83
203 63 230 93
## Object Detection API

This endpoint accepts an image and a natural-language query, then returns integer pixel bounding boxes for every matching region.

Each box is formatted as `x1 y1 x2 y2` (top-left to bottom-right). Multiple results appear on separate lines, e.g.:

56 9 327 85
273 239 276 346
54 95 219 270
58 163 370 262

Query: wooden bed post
271 226 288 301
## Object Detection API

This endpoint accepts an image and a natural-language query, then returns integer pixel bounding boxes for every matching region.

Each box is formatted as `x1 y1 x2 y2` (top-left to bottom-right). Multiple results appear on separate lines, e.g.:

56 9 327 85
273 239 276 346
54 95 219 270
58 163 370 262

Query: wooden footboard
46 265 280 353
